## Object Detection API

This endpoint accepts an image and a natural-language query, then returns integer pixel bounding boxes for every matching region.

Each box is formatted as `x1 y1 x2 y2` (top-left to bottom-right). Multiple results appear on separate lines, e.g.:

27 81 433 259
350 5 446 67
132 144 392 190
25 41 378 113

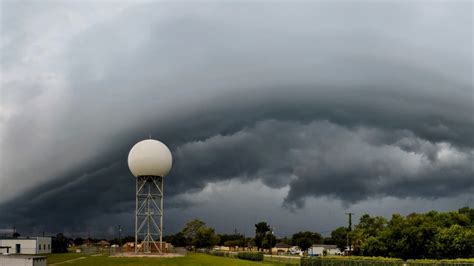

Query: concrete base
110 252 184 258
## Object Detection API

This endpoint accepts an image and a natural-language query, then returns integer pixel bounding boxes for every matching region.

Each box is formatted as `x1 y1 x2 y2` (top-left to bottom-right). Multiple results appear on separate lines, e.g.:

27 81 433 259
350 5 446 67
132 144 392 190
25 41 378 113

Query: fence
406 263 473 266
301 258 474 266
170 247 188 256
301 258 402 266
106 246 187 256
264 254 301 265
69 245 101 255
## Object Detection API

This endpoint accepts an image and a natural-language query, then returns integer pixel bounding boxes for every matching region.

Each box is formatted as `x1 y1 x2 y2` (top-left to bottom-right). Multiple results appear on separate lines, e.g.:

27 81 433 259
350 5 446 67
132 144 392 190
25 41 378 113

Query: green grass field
47 252 294 265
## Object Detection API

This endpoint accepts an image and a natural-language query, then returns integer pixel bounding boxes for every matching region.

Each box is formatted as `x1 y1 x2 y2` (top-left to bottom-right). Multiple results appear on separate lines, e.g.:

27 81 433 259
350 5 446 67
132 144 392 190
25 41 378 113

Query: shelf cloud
0 1 472 237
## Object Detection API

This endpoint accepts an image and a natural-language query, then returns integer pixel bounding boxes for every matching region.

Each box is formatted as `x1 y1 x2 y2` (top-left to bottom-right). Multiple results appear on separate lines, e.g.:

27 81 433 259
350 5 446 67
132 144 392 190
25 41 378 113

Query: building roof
0 255 47 259
275 243 291 248
96 240 110 245
311 244 338 249
0 238 35 241
0 236 51 241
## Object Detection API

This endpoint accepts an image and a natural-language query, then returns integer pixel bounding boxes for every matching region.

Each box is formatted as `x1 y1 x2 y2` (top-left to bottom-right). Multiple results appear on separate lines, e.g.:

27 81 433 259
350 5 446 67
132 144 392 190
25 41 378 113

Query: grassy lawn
47 252 88 264
264 255 300 265
46 252 293 265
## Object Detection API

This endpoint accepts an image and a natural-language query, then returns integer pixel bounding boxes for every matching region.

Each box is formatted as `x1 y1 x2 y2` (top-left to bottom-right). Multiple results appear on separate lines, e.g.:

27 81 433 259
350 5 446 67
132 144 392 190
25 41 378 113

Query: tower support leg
135 175 163 254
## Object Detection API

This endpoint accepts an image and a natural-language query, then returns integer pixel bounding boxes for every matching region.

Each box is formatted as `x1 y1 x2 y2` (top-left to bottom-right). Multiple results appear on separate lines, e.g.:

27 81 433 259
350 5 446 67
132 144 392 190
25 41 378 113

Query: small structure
308 244 341 256
0 255 47 266
122 241 173 253
213 246 230 251
271 243 291 254
0 237 52 255
96 240 110 247
289 246 303 256
122 242 135 250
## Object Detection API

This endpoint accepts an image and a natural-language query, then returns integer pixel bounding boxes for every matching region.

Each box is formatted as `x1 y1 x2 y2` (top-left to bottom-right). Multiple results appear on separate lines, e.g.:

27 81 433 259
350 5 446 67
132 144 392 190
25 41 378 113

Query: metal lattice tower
135 175 164 253
128 139 172 255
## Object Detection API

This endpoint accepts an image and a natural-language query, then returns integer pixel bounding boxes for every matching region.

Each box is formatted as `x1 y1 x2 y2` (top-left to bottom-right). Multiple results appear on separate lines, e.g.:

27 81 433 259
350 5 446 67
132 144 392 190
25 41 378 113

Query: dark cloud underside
0 2 472 236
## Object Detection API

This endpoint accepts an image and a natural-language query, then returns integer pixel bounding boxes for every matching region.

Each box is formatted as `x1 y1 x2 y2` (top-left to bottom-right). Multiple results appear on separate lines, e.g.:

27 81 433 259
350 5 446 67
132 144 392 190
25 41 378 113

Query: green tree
335 208 474 260
323 237 335 245
182 219 205 241
193 227 219 248
361 236 387 256
331 227 348 252
349 215 387 255
356 214 387 237
224 240 242 247
52 233 68 253
291 231 323 252
218 233 245 246
262 233 277 250
279 237 292 245
164 232 188 247
430 224 474 259
254 222 271 251
74 238 84 246
458 206 474 226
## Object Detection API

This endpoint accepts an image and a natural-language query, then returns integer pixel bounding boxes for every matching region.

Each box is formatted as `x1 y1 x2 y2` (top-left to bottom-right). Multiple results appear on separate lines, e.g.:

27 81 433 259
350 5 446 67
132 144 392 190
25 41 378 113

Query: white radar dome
128 139 173 177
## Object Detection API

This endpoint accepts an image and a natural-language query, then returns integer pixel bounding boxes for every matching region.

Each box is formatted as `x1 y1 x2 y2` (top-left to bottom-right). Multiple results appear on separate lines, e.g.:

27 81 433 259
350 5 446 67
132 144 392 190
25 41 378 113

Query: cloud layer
172 120 474 207
0 1 472 236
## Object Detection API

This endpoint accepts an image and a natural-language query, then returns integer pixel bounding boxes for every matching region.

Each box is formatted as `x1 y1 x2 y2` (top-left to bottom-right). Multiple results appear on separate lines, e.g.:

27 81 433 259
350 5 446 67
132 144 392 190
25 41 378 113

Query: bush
407 258 474 264
323 256 402 261
301 257 404 266
301 257 474 266
237 252 264 261
209 250 225 257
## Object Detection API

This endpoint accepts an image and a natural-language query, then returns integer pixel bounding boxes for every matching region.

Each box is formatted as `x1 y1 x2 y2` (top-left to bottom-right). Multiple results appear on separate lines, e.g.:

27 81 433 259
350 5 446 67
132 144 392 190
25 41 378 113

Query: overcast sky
0 1 473 239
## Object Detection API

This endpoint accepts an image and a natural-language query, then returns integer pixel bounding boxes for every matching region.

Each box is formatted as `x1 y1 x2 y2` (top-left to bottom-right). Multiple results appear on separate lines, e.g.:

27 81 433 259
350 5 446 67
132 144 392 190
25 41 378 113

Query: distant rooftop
0 236 51 240
0 254 47 259
311 244 338 249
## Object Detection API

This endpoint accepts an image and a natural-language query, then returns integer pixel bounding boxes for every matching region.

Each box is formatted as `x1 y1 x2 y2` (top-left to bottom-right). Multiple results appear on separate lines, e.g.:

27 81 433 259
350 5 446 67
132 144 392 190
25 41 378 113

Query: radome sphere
128 139 173 177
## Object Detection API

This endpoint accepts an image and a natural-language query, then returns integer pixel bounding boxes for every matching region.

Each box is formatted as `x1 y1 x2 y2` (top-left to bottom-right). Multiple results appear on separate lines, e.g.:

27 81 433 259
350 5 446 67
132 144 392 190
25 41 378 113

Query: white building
0 237 52 255
0 255 47 266
289 246 303 256
307 244 341 256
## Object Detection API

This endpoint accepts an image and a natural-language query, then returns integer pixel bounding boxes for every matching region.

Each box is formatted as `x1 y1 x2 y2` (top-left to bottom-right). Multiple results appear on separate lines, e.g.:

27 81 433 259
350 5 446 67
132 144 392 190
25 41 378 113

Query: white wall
326 248 341 255
0 239 36 254
0 256 47 266
36 237 52 254
308 246 324 256
0 238 51 255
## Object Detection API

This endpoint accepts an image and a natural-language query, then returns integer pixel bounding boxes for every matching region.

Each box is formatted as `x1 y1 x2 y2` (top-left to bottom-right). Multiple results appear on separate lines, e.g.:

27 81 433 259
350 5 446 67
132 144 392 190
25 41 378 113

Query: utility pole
269 227 274 255
345 213 354 254
118 225 122 246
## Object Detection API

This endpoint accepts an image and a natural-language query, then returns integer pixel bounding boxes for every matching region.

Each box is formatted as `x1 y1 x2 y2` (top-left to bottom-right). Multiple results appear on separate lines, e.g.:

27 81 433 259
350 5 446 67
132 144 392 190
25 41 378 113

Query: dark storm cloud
1 117 472 235
170 120 474 208
0 1 472 235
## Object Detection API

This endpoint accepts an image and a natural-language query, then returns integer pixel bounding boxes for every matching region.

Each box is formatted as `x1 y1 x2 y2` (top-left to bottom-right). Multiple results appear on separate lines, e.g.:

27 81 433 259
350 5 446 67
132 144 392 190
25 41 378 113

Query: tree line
339 207 474 259
36 207 472 259
164 218 329 253
164 207 474 259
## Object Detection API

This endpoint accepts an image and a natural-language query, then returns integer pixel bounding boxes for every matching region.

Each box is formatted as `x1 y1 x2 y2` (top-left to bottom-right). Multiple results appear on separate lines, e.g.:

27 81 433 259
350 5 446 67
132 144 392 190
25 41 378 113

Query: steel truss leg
135 176 163 254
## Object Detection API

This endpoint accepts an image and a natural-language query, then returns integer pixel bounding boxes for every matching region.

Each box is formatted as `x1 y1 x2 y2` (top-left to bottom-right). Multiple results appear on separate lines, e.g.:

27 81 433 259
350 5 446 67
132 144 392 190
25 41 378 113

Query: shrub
407 258 474 264
209 250 226 256
237 252 264 261
301 257 404 266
